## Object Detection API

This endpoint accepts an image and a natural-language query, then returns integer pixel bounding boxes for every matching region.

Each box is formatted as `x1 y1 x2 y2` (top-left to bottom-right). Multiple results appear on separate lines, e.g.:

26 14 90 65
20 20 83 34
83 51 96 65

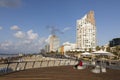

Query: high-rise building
109 38 120 47
49 35 60 52
76 11 97 51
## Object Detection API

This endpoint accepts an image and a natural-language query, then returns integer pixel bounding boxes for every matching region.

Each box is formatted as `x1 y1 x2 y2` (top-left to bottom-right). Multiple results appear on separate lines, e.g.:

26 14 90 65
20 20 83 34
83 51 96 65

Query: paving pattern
0 66 120 80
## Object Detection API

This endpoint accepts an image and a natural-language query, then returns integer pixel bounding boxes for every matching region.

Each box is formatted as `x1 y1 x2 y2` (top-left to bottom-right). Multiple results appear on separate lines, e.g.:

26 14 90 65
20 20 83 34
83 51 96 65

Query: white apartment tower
76 11 97 51
49 35 60 52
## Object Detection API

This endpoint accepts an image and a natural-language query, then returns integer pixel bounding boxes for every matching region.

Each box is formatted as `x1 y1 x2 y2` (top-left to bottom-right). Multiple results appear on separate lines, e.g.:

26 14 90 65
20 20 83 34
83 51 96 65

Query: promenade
0 66 120 80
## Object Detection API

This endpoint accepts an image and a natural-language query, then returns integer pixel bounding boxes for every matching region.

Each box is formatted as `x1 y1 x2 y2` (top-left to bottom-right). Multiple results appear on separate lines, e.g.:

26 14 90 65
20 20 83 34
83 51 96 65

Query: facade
109 38 120 47
58 46 64 54
58 42 76 54
44 44 50 53
76 11 97 51
49 35 60 52
62 42 76 53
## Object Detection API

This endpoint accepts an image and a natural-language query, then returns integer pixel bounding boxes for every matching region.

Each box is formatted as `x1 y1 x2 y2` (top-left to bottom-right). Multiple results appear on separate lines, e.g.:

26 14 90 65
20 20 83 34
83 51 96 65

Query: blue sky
0 0 120 53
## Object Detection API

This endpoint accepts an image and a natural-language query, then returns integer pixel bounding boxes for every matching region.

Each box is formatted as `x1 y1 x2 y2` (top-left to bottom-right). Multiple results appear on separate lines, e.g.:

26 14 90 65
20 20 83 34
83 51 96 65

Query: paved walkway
0 66 120 80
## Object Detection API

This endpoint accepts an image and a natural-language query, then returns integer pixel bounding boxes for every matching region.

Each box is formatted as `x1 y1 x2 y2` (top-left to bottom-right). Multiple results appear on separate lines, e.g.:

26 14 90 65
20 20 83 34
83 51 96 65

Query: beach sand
0 66 120 80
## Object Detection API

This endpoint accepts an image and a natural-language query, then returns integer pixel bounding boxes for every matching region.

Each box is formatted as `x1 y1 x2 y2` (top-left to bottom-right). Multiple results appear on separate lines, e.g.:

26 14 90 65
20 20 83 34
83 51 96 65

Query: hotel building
76 11 97 51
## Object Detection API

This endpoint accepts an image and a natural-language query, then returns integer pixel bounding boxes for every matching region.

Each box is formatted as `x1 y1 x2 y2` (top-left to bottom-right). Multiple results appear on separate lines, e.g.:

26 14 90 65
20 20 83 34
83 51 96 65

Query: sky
0 0 120 54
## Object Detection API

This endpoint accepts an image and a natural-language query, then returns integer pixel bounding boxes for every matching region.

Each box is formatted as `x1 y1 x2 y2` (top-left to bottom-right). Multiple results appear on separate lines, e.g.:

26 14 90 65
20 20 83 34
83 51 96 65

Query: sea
0 54 19 58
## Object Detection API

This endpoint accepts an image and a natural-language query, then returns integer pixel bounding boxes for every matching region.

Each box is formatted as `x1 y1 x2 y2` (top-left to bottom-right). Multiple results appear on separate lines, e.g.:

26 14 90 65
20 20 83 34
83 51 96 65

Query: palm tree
106 46 111 52
115 45 120 59
96 46 101 51
101 46 105 51
89 48 92 53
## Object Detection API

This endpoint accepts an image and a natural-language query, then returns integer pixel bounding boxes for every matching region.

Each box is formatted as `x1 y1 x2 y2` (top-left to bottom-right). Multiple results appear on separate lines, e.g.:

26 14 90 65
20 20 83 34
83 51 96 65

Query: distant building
61 42 76 54
49 35 60 52
76 11 97 51
103 43 109 51
58 46 64 55
44 44 50 53
109 38 120 47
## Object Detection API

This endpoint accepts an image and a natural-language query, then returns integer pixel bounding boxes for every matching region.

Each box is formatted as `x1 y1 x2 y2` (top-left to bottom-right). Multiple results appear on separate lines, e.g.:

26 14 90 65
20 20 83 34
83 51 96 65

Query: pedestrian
74 60 83 69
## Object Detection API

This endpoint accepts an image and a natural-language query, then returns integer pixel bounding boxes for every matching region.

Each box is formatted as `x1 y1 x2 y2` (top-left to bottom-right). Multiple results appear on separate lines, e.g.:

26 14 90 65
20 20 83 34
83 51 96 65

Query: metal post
64 60 67 65
24 62 27 70
69 59 71 65
59 60 61 66
47 60 50 67
32 61 35 68
6 62 10 73
53 60 56 66
40 61 43 67
15 62 19 71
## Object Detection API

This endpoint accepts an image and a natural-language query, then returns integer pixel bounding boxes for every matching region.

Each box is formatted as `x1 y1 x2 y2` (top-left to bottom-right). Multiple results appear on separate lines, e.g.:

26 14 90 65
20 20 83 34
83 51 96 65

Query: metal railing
0 59 78 75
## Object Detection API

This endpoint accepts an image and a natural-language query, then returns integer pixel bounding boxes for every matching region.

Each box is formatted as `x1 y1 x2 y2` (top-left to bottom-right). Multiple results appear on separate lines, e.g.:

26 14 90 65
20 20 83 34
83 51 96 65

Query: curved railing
0 59 78 75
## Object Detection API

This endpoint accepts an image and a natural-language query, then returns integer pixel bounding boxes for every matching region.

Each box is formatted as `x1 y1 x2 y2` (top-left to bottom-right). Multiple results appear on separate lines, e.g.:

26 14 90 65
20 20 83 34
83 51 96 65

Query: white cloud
0 41 12 47
0 29 47 53
27 30 38 40
0 37 47 53
0 0 22 8
45 35 52 43
14 29 38 40
10 25 20 31
23 40 32 44
14 31 25 39
0 41 13 50
62 27 71 32
63 41 70 45
0 26 3 30
39 37 46 45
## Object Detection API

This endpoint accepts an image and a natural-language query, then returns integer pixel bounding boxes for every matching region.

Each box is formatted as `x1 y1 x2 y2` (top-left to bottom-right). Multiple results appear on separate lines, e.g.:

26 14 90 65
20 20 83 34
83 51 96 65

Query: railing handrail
0 59 77 75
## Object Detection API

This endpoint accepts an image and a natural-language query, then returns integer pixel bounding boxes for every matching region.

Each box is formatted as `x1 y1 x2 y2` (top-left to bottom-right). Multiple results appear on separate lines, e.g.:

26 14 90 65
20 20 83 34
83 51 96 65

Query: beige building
76 11 97 51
